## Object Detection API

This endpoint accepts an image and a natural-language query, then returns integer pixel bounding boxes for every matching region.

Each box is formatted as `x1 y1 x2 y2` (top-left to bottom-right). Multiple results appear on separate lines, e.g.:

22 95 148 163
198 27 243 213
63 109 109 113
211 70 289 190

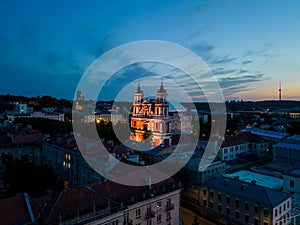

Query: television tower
278 81 282 101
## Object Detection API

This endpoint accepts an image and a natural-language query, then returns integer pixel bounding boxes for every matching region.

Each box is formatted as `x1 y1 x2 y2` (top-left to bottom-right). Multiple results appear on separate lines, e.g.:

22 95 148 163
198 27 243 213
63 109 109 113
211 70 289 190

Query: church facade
130 81 173 147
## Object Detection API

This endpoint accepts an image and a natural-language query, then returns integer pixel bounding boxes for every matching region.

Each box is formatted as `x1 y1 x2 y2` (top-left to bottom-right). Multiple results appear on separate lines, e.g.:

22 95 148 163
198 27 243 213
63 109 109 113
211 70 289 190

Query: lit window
66 154 71 160
156 202 161 210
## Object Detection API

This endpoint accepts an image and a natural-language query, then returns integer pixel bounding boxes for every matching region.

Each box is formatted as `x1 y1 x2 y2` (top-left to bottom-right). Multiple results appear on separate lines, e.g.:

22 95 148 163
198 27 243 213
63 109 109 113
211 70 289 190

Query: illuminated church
130 81 173 147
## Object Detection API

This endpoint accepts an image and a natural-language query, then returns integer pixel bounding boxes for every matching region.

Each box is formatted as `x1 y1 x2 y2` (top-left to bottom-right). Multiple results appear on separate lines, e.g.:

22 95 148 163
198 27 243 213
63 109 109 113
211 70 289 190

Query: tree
4 159 57 197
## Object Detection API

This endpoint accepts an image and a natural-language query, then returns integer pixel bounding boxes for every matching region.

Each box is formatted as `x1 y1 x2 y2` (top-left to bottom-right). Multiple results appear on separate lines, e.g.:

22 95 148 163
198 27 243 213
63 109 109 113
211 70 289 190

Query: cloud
219 73 269 89
209 54 237 64
242 60 253 65
244 44 281 60
190 43 215 62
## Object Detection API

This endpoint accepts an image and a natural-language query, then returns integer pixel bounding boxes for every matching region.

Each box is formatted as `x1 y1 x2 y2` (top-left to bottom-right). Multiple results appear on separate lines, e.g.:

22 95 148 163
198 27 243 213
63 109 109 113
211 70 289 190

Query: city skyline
0 0 299 101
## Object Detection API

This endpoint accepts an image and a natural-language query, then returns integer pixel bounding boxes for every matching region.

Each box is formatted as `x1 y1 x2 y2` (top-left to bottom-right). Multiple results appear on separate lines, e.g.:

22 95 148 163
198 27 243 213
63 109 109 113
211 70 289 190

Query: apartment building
273 135 300 166
199 176 291 225
31 178 181 225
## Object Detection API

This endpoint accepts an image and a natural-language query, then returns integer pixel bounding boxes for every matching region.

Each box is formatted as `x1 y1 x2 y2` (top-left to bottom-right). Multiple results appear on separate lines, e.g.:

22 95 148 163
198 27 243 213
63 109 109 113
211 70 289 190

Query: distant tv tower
278 81 282 101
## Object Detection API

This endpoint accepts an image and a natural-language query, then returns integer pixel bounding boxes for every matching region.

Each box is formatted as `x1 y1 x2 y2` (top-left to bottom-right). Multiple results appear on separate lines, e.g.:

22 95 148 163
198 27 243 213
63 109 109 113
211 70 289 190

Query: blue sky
0 0 299 101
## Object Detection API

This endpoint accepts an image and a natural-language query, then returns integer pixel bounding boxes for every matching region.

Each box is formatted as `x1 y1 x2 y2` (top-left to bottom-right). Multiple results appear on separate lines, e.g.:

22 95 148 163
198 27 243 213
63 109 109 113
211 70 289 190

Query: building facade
130 82 172 147
273 135 300 166
42 134 104 187
31 179 181 225
219 133 269 162
194 177 292 225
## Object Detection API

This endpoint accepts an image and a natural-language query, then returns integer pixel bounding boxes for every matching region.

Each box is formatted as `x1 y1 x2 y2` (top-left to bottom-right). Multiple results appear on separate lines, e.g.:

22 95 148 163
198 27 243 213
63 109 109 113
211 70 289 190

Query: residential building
273 135 300 166
184 159 226 185
219 132 269 162
31 178 181 225
14 103 28 114
42 133 105 187
283 169 300 196
198 176 291 225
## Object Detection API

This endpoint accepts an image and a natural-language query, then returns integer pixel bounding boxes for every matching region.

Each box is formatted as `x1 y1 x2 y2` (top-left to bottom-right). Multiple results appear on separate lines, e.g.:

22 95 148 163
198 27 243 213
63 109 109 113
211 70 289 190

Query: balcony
166 203 174 211
146 210 155 219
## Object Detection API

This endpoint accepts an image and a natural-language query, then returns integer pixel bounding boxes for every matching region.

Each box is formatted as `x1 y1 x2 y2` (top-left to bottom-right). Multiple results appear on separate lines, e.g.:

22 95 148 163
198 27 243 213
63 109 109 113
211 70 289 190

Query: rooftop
285 168 300 178
204 176 290 207
225 170 283 190
240 128 289 140
0 193 35 225
32 178 181 225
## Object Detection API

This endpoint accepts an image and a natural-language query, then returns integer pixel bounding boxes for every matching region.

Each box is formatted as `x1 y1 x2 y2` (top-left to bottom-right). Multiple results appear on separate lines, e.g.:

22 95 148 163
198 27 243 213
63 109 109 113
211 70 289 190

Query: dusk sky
1 0 300 101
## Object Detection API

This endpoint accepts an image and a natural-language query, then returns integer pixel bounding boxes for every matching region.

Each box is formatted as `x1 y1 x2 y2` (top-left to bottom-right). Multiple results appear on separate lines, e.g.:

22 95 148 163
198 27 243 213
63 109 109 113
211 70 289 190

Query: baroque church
130 81 173 147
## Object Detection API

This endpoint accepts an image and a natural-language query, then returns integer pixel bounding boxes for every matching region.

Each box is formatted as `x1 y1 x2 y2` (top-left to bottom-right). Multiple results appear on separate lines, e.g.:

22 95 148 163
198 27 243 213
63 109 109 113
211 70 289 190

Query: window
264 209 269 217
275 209 278 217
156 202 161 210
123 213 129 223
283 203 286 211
254 218 259 225
226 196 230 204
218 204 222 212
209 201 213 208
66 154 71 160
263 222 268 225
156 214 161 224
113 220 119 225
147 205 152 214
166 199 171 208
254 205 259 213
245 215 249 223
147 220 152 225
290 180 295 188
210 191 214 198
136 208 141 218
235 211 240 219
287 201 290 209
235 199 240 207
244 202 249 210
166 212 171 220
226 207 230 215
218 193 222 201
203 199 207 206
203 189 207 195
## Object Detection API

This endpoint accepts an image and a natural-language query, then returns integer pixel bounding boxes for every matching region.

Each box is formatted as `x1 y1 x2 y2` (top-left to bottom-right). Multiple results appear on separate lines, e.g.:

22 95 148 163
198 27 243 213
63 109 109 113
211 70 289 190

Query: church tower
132 82 144 116
130 81 172 147
155 80 169 117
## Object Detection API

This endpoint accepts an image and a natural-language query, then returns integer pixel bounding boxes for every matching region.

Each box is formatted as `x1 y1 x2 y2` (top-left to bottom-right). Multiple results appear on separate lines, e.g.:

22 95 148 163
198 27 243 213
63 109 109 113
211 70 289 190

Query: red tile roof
0 193 34 225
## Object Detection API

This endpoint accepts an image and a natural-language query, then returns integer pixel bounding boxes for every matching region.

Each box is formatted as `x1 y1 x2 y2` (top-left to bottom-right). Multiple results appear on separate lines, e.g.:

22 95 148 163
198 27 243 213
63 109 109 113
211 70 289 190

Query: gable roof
204 176 290 207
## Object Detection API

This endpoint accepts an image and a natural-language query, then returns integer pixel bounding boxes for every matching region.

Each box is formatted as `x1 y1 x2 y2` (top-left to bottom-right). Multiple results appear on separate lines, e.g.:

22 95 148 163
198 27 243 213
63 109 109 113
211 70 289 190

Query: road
180 207 217 225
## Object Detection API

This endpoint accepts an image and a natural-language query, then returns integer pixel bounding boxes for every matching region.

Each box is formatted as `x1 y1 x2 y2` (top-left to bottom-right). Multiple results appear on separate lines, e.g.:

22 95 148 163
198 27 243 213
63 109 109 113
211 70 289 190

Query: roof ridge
262 187 273 207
